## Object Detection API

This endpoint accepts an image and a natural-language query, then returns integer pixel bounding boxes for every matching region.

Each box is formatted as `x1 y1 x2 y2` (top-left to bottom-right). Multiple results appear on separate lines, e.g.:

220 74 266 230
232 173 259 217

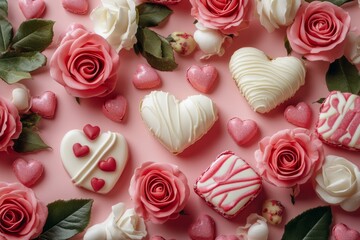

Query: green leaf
305 0 353 6
326 56 360 95
40 199 93 240
284 36 292 55
13 128 50 153
11 19 54 52
281 206 332 240
0 51 46 83
0 0 7 20
137 3 172 28
20 113 41 130
313 98 325 104
0 19 12 52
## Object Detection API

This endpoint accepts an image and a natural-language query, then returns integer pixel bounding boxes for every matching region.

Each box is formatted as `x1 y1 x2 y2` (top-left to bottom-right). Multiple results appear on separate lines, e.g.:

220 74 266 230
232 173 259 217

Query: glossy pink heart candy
13 158 44 187
284 102 312 128
188 214 216 240
83 124 100 140
132 64 161 89
31 91 57 119
227 117 259 145
61 0 88 15
102 95 128 123
332 223 360 240
186 65 218 93
73 143 90 158
18 0 46 19
91 177 105 192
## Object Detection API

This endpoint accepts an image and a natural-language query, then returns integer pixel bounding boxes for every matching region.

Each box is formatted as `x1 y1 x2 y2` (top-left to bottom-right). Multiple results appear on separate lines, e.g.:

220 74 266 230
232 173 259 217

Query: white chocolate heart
229 47 306 113
140 91 218 154
60 129 128 194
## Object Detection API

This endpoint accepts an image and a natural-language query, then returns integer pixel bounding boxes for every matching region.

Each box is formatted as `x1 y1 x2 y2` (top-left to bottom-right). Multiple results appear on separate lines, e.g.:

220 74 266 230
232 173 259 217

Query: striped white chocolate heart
140 91 218 154
229 47 306 113
60 127 128 194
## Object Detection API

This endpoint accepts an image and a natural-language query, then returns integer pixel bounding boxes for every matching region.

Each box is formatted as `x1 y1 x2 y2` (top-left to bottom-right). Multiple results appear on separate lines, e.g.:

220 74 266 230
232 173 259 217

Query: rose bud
262 199 285 225
168 32 197 56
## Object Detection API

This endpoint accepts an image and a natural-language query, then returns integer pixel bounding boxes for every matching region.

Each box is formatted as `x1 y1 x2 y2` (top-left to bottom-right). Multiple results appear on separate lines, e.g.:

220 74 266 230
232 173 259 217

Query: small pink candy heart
98 157 117 172
188 214 216 240
284 102 312 128
132 64 161 89
73 143 90 158
186 65 218 93
227 117 259 145
91 178 105 192
61 0 89 15
13 158 44 187
31 91 57 119
83 124 100 140
102 95 127 123
332 223 360 240
18 0 46 19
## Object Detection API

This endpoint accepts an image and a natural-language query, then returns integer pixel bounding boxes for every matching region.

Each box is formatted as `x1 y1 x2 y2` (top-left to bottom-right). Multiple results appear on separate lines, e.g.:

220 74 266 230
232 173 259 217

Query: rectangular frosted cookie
194 151 262 218
316 91 360 151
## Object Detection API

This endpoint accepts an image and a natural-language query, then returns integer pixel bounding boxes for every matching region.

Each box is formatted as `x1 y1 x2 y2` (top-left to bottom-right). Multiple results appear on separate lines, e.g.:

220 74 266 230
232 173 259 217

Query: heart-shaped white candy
229 47 306 113
140 91 218 154
60 129 128 194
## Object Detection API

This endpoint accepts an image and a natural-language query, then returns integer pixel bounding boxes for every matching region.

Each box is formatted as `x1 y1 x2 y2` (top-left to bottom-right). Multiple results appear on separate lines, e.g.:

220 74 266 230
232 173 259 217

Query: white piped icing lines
194 151 262 218
140 91 218 154
229 47 306 113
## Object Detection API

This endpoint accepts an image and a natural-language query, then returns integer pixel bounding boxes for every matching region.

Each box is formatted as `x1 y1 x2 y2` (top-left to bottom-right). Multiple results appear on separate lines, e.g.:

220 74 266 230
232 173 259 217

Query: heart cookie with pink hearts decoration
284 102 312 128
227 117 258 145
60 125 128 194
19 0 46 19
186 65 218 93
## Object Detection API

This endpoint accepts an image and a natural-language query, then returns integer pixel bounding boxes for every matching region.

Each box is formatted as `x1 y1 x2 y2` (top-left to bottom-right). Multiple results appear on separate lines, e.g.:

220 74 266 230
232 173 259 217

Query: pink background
1 0 360 239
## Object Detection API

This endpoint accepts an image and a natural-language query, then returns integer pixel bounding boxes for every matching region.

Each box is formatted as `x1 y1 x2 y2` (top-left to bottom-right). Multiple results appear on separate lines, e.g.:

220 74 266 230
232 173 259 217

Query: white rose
90 0 138 52
193 22 231 59
256 0 301 32
345 32 360 65
315 155 360 212
84 203 147 240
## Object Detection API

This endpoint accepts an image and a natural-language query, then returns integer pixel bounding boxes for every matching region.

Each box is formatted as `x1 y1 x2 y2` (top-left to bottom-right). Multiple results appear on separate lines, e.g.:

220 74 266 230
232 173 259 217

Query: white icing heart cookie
140 91 218 154
60 125 128 194
229 47 306 113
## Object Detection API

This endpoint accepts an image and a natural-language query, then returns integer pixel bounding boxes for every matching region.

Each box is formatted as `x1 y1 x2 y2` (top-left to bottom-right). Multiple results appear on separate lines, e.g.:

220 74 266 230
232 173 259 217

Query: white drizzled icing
229 47 306 113
60 129 128 194
140 91 218 154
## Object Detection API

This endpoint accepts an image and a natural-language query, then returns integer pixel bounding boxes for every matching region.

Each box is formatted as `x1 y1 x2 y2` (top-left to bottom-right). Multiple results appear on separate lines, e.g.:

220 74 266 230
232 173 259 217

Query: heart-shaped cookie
227 117 258 145
284 102 312 128
188 214 216 240
140 91 218 154
186 65 218 93
60 125 128 194
19 0 46 19
332 223 360 240
229 47 306 113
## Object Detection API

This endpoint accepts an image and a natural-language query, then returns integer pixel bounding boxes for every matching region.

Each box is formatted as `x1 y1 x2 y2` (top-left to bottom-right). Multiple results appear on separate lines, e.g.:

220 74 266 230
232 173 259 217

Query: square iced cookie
316 91 360 151
194 151 262 218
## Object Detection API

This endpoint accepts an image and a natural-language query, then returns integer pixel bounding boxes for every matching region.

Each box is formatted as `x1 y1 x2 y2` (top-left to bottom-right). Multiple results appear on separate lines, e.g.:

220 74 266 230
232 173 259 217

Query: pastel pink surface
332 223 360 240
132 64 161 89
227 117 258 145
13 158 44 187
102 95 128 123
61 0 88 14
215 235 239 240
31 91 57 119
18 0 46 19
188 214 216 240
186 65 218 93
284 102 312 128
1 1 360 240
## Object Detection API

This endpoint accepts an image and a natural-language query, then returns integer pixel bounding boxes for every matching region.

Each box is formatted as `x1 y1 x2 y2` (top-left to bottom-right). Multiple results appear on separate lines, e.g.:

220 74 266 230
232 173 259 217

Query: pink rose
287 1 350 62
50 25 119 98
189 0 252 35
129 162 190 224
0 182 48 240
0 97 22 152
255 128 324 189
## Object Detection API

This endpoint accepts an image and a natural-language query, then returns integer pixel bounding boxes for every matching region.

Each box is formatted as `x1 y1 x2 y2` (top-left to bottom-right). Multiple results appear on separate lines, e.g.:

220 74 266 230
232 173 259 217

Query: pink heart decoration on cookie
91 178 105 192
188 214 216 240
98 157 117 172
132 64 161 89
83 124 100 140
186 65 218 93
31 91 57 119
284 102 312 128
61 0 88 15
13 158 43 187
332 223 360 240
227 117 258 145
18 0 46 19
102 95 127 123
73 143 90 157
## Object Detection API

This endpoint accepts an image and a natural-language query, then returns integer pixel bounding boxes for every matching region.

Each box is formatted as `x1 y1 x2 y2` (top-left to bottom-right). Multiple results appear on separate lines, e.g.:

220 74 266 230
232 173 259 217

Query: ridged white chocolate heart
229 47 306 113
140 91 218 154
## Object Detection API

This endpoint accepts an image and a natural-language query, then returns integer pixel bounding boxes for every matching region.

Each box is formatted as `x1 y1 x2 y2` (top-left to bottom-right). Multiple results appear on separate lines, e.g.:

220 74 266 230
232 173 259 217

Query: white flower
236 213 269 240
84 203 147 240
256 0 301 32
345 32 360 65
193 22 231 59
90 0 138 52
315 155 360 212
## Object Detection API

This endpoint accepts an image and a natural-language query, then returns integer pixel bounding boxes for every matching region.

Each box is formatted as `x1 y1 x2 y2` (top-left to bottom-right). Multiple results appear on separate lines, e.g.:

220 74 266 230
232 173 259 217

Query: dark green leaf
11 19 54 52
138 27 162 58
281 206 332 240
40 199 93 240
13 128 50 152
305 0 352 6
313 98 325 104
144 35 177 71
75 97 80 104
0 69 30 84
284 36 292 55
0 19 12 52
20 113 41 130
0 0 7 20
137 3 172 28
326 56 360 95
